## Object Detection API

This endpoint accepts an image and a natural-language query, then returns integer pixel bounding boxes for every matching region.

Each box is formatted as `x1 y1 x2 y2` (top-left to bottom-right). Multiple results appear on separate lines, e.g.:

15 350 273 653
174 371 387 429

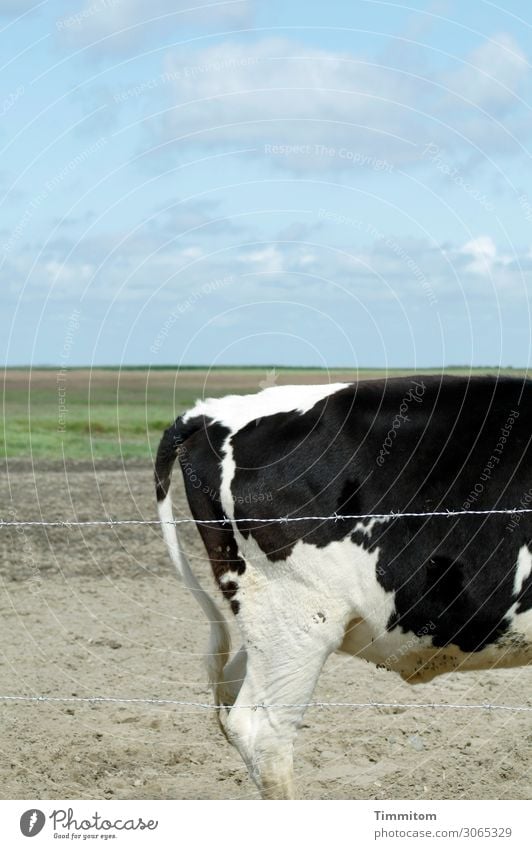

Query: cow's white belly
230 531 532 684
339 618 532 683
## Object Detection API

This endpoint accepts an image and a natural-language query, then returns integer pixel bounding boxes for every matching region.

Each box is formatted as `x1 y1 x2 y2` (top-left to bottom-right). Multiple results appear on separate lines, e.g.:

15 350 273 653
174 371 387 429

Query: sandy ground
0 461 530 800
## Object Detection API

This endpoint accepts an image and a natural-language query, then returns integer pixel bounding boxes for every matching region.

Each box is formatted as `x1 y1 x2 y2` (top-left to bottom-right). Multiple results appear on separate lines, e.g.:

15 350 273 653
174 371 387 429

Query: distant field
1 366 527 462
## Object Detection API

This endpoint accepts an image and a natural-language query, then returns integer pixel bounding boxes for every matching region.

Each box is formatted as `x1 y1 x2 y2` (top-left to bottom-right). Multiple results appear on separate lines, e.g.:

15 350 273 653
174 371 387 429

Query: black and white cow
155 375 532 799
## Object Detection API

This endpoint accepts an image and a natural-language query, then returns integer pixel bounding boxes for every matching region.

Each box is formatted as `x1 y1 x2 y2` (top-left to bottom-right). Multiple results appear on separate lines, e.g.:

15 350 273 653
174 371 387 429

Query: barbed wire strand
3 506 532 527
0 694 530 712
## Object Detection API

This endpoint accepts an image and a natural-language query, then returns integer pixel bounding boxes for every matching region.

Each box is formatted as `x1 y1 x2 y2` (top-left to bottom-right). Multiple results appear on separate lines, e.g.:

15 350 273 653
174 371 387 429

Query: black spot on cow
378 521 519 652
221 580 239 600
337 478 363 517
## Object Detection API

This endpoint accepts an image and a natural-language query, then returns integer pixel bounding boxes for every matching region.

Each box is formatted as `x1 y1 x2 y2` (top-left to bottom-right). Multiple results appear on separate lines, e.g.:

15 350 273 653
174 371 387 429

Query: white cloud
146 34 530 172
44 257 94 288
461 235 498 274
240 245 285 274
443 33 528 114
7 220 530 310
156 38 421 168
57 0 253 53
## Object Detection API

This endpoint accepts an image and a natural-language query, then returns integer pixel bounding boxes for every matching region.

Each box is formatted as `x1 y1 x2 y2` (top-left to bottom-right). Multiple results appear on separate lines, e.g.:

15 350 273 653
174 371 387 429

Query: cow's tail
155 418 231 707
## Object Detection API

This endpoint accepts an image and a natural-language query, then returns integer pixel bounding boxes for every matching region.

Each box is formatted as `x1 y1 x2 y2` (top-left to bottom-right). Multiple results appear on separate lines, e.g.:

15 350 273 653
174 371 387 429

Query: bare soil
0 461 530 800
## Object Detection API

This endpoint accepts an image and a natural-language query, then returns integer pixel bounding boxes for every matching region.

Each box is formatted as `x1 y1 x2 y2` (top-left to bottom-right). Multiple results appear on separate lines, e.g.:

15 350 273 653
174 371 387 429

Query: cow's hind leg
222 617 342 799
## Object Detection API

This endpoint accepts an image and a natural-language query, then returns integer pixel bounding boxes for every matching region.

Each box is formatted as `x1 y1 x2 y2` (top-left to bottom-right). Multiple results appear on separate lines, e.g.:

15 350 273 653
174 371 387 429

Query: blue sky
1 0 531 367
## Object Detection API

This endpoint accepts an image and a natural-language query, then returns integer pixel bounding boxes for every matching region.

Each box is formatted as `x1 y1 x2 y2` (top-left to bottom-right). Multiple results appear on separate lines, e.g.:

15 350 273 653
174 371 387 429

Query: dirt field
0 460 530 800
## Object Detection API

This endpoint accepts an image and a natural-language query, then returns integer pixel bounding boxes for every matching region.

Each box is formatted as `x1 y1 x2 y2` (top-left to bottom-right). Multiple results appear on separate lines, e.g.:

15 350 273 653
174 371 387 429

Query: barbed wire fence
4 506 532 526
0 695 530 713
1 508 531 716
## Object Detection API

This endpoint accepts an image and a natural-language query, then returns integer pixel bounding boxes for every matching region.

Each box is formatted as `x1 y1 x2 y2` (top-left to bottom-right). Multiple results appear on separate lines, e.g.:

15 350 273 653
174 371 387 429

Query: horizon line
2 364 530 372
